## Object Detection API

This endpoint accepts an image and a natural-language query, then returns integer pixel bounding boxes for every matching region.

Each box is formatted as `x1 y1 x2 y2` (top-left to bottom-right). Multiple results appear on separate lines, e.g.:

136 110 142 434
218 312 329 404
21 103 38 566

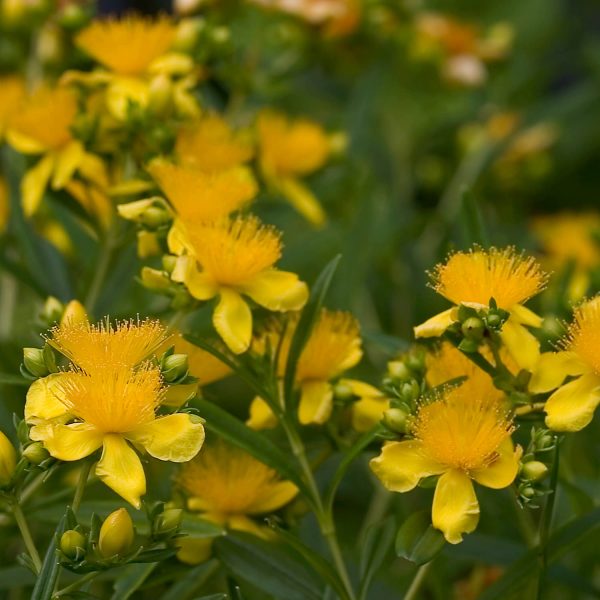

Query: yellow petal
51 141 85 190
213 289 253 354
370 440 445 492
239 270 309 312
511 304 543 328
172 257 218 300
471 438 521 489
227 515 271 539
275 176 326 226
105 77 150 120
24 373 70 423
148 52 194 75
529 351 588 394
545 373 600 432
351 396 388 432
167 219 190 256
341 378 384 398
127 414 205 462
22 154 55 216
499 318 540 371
96 434 146 509
176 536 214 565
247 481 299 514
5 129 47 154
163 382 199 408
35 422 103 461
298 381 333 425
432 469 479 544
246 396 278 430
413 308 456 338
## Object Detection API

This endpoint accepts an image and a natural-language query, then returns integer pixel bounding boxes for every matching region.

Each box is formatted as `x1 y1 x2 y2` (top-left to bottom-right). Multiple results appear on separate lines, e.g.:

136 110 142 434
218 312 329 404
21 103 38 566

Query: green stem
13 502 42 573
536 442 560 600
53 571 99 597
84 224 119 315
72 460 93 515
509 488 537 548
404 562 431 600
281 418 356 600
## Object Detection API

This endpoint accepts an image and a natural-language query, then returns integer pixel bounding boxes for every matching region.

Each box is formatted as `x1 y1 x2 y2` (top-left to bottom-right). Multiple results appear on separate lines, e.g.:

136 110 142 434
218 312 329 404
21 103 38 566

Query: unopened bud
148 74 173 115
521 461 548 482
521 486 536 499
537 434 554 450
60 300 87 327
0 431 16 486
99 508 134 558
333 381 353 401
141 267 171 292
60 530 86 560
486 313 502 328
141 206 172 229
387 361 411 381
383 408 409 433
22 442 49 465
162 255 178 274
23 348 49 378
405 351 425 373
162 354 189 383
174 18 203 50
155 508 183 534
461 317 485 341
41 296 64 325
400 380 420 402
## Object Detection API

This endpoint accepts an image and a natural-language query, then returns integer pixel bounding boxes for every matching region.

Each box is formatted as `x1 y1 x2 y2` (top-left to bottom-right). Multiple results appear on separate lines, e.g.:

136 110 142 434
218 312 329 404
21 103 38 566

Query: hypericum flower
532 212 600 301
171 215 308 354
28 364 204 508
148 159 257 226
71 16 198 120
247 310 363 427
6 87 109 217
0 75 25 141
0 430 17 487
257 110 334 226
175 114 254 172
414 247 547 371
370 389 521 544
174 440 297 564
530 296 600 431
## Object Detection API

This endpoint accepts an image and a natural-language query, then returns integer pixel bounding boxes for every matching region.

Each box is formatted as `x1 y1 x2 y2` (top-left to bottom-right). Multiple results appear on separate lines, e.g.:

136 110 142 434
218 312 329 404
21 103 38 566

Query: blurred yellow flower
29 365 204 508
0 75 26 140
170 215 308 354
257 110 332 226
72 16 198 120
370 388 521 544
175 440 297 564
530 296 600 432
175 114 254 172
247 310 363 427
6 87 109 218
414 247 547 370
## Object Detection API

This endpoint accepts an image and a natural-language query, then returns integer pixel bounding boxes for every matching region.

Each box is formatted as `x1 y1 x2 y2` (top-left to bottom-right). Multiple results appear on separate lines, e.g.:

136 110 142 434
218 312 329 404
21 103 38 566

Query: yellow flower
73 16 198 120
175 114 254 172
148 159 257 225
247 310 363 427
370 388 521 544
0 75 26 140
0 430 17 487
175 440 298 564
6 87 108 217
414 247 547 371
171 215 308 354
0 176 8 234
532 212 600 301
346 379 389 432
530 296 600 432
257 110 332 226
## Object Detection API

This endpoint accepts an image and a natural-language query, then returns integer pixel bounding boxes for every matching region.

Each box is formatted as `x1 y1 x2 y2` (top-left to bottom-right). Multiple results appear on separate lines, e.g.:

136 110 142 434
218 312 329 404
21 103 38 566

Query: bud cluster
516 427 556 508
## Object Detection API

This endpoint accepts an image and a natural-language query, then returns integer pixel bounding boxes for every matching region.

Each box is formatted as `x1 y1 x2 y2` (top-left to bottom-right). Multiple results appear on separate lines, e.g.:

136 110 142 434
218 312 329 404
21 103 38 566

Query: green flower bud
148 74 173 116
41 296 64 325
383 407 409 433
461 317 485 341
60 530 86 560
521 486 536 499
23 348 49 378
521 461 548 482
162 255 178 274
537 434 554 450
486 313 502 328
333 381 354 401
405 351 425 373
173 18 203 50
0 431 16 487
387 361 411 381
154 508 183 535
22 442 49 465
162 354 189 383
141 267 171 292
99 508 134 558
400 380 420 402
140 205 172 229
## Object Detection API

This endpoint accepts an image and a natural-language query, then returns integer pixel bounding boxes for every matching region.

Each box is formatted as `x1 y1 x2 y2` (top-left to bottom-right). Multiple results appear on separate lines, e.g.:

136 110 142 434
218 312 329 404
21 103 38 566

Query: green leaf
110 563 157 600
191 595 228 600
181 515 226 538
193 399 310 499
459 188 490 247
160 560 220 600
0 566 35 589
283 255 341 412
0 373 29 386
215 532 322 600
358 516 396 600
31 513 67 600
395 511 446 566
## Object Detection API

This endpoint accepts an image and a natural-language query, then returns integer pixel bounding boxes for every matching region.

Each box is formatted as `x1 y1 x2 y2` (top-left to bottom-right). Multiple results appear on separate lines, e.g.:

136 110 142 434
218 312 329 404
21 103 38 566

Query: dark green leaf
395 511 446 566
31 513 67 600
110 563 157 600
160 560 220 600
358 516 395 600
0 373 29 386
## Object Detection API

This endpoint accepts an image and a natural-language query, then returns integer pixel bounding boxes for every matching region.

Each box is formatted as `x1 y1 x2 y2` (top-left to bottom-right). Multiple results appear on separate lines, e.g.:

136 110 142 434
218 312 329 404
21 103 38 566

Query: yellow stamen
186 216 281 285
76 16 176 75
565 296 600 375
57 364 163 433
413 390 513 472
48 318 168 372
431 246 547 308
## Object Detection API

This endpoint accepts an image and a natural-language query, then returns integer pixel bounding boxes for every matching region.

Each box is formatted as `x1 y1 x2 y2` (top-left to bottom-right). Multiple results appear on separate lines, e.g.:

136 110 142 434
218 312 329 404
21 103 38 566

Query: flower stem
404 562 431 600
72 460 93 515
84 224 119 316
12 502 42 573
54 571 99 597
